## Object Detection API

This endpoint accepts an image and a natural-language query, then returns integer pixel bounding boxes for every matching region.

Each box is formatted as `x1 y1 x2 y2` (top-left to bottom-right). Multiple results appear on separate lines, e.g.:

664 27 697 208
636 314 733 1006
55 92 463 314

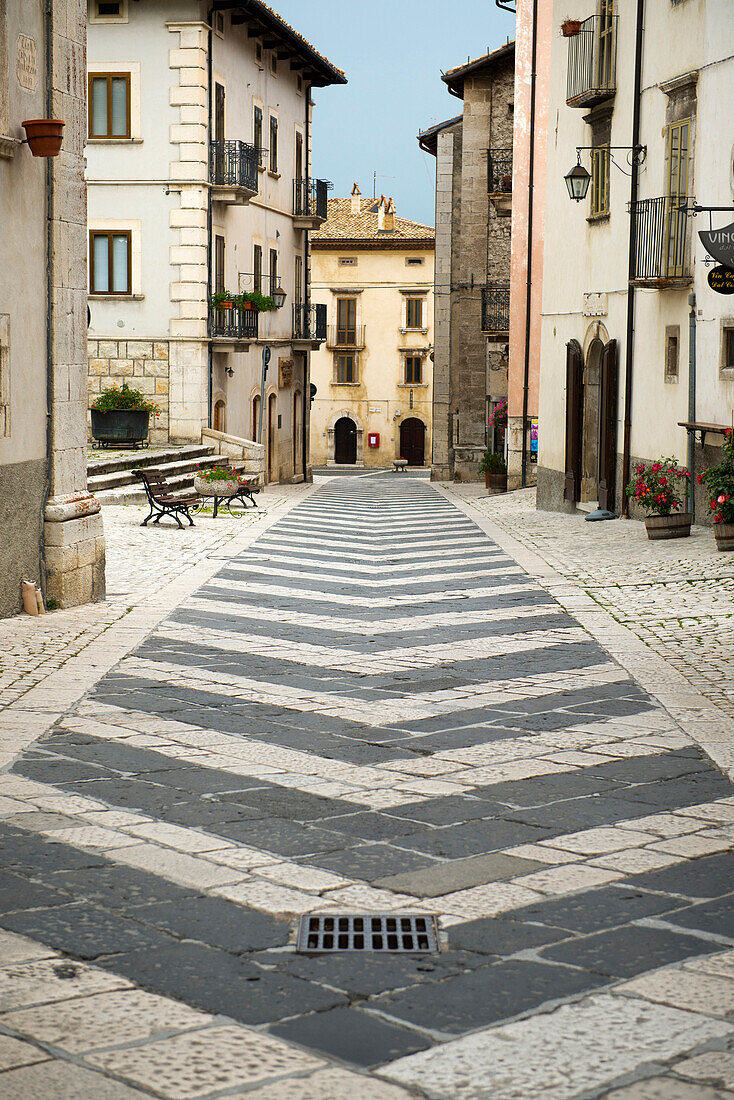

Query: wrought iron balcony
488 148 513 194
293 302 328 343
566 14 617 108
326 325 366 350
209 140 259 201
293 178 329 227
629 197 692 286
481 286 510 333
209 304 259 341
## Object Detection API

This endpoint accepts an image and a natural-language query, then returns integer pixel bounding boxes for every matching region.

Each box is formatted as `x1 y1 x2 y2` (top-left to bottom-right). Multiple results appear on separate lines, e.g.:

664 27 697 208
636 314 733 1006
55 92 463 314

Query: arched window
213 400 226 433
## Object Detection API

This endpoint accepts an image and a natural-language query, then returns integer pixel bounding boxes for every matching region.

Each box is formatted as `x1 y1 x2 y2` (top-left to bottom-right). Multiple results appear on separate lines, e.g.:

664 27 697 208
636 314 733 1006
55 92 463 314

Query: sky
272 0 516 228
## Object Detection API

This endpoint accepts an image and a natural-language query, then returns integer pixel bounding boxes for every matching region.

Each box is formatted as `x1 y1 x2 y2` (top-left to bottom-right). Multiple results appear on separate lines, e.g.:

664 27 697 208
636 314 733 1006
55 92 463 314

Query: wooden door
267 394 277 481
215 83 225 144
337 299 356 344
564 340 584 503
597 339 618 512
334 417 357 464
213 400 225 433
400 418 426 467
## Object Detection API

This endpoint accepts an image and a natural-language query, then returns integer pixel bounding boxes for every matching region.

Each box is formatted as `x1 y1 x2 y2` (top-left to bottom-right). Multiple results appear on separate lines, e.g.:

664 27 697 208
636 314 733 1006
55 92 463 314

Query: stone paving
1 473 734 1098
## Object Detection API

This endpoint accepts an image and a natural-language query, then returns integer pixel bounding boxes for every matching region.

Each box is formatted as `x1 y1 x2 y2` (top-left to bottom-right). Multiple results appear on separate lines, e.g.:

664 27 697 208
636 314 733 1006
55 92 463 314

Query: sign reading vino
699 222 734 269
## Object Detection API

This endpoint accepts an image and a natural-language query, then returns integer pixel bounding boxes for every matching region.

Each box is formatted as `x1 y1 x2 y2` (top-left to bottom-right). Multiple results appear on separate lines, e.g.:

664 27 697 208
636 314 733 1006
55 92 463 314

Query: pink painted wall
508 0 553 425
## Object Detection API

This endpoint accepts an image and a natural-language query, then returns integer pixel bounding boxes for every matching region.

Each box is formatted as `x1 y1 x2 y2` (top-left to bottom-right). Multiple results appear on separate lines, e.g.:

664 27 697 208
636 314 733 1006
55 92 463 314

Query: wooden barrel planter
488 473 508 494
714 523 734 552
644 512 692 540
91 409 150 447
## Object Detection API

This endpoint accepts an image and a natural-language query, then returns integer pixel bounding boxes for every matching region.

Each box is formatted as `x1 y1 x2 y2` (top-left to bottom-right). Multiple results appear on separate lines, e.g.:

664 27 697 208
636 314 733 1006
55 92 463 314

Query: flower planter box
644 512 692 540
91 408 150 447
714 523 734 552
487 473 508 494
22 118 64 157
561 19 582 36
194 476 240 497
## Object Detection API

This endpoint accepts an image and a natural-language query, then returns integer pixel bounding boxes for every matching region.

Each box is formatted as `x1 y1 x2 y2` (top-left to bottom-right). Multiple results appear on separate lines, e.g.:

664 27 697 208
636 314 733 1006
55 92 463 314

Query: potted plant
211 291 235 310
625 457 692 539
488 398 508 438
698 428 734 551
90 383 160 447
242 290 277 312
193 464 242 498
479 451 508 493
22 118 64 157
561 18 582 36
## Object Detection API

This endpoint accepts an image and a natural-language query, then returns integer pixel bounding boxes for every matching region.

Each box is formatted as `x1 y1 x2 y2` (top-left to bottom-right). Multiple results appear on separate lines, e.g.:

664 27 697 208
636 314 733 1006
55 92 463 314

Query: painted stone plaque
17 35 37 91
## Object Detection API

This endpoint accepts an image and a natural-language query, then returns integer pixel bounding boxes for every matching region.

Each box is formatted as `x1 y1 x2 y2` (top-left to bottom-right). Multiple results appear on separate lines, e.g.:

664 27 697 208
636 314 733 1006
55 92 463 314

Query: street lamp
565 158 591 202
271 283 287 309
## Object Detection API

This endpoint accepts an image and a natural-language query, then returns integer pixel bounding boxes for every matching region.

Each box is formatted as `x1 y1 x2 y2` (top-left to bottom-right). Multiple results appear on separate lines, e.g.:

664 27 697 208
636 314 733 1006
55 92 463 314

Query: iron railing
293 302 327 341
488 148 513 193
210 140 259 193
209 305 259 340
630 197 692 281
481 285 510 332
326 325 366 350
566 14 617 107
294 178 329 220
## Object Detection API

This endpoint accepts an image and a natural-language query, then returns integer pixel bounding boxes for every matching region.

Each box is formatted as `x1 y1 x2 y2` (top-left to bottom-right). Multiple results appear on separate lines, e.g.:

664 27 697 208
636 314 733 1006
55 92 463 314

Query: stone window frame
90 0 129 25
398 348 429 388
0 314 10 438
665 324 680 384
400 290 429 334
87 63 142 143
88 218 142 299
333 352 358 385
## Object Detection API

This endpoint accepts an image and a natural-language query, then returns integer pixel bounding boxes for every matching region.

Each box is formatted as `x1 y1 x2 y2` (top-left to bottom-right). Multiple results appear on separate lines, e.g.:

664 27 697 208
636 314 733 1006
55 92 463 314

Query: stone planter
194 476 240 497
714 523 734 552
488 473 508 494
90 408 150 447
644 512 692 540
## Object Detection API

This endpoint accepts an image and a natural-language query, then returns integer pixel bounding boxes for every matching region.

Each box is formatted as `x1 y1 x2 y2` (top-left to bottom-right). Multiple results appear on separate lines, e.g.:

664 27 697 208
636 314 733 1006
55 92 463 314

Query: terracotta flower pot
644 512 692 540
714 523 734 552
242 301 256 311
219 301 233 310
22 119 64 157
561 19 582 36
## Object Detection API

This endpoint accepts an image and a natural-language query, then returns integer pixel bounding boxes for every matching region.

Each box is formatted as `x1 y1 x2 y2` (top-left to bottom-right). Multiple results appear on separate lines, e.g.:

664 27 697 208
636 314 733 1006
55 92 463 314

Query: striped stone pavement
2 471 734 1099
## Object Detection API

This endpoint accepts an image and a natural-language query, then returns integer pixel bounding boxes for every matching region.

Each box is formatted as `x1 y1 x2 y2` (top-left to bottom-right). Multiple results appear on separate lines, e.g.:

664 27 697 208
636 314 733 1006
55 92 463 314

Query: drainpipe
302 88 311 481
206 9 214 431
687 291 696 517
40 0 54 595
621 0 645 516
521 0 539 488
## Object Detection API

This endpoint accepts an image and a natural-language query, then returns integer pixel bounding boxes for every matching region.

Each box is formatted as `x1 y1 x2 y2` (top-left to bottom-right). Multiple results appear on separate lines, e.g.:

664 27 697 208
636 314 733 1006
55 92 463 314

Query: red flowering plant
488 399 508 432
697 428 734 525
625 456 690 516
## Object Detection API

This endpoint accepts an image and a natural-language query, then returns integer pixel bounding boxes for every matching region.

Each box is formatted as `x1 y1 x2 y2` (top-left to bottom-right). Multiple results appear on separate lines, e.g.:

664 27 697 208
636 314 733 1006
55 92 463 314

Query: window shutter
598 338 618 512
564 340 584 503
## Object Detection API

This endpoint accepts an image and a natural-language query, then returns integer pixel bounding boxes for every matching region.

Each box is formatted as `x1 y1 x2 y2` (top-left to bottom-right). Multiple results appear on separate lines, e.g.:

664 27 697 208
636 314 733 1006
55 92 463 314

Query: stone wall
88 340 170 447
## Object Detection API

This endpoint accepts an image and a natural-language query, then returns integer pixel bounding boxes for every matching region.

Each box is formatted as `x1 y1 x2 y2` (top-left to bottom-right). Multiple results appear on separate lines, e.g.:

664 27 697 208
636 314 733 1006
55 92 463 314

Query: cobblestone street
2 475 734 1098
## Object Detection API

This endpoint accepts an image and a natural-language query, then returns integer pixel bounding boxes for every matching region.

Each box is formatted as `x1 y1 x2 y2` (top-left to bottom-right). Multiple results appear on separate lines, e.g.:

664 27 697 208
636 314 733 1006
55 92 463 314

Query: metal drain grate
297 913 439 954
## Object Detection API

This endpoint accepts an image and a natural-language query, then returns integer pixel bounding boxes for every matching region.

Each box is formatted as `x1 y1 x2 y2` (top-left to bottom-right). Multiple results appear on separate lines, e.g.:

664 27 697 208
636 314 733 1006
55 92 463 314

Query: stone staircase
87 444 218 505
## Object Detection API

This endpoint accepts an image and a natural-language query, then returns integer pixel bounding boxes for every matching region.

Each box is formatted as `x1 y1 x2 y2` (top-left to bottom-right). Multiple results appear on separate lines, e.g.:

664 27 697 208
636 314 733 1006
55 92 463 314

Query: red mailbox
368 433 380 448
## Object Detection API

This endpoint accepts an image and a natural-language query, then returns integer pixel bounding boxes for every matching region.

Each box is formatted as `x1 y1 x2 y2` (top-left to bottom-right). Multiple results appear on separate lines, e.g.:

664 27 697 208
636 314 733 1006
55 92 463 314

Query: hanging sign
699 223 734 268
278 359 294 388
708 266 734 295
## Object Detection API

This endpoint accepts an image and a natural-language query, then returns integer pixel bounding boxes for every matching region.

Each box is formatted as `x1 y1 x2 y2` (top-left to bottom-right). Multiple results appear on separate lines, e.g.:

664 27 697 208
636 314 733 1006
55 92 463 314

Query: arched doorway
293 390 302 476
213 400 226 433
334 416 357 464
267 393 277 481
581 339 603 503
252 394 261 442
399 418 426 467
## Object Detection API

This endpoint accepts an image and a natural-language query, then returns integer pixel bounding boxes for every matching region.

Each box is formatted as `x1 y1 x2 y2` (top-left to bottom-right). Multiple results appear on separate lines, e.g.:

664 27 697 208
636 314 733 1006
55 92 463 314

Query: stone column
43 0 106 607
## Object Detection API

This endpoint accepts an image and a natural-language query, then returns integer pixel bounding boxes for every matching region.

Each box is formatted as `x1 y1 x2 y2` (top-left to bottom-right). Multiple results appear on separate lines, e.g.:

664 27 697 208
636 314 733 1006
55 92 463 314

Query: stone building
86 0 345 483
419 42 515 481
0 0 105 617
309 190 435 468
536 0 734 521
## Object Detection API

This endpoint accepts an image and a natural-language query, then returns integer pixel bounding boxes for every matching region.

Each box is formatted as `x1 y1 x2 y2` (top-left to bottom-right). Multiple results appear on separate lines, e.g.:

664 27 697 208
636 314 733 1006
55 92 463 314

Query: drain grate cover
297 913 439 954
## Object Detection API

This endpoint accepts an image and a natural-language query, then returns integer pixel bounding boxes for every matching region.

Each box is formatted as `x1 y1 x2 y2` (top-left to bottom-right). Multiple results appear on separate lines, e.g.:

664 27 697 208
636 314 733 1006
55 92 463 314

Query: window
666 119 690 276
252 394 261 441
270 53 277 75
590 144 610 217
89 231 131 295
406 298 424 329
296 74 303 95
255 41 263 65
405 356 422 385
406 257 424 266
0 317 9 439
665 326 679 382
253 244 262 292
597 0 615 89
253 105 263 165
269 248 278 296
724 327 734 373
214 11 224 37
337 298 357 344
338 257 358 266
336 354 357 383
91 0 128 22
295 255 303 305
215 235 225 294
295 131 303 182
89 74 130 139
269 115 278 173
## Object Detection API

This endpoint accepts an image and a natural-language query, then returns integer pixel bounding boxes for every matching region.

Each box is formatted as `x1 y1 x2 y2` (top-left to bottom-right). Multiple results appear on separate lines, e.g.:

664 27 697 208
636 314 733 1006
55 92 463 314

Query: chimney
377 194 386 231
351 182 361 215
383 197 396 232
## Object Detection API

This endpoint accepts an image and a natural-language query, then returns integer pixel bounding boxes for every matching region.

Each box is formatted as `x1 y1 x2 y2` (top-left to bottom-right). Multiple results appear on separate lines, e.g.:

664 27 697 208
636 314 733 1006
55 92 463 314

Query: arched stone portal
327 411 364 466
399 417 426 467
334 417 357 464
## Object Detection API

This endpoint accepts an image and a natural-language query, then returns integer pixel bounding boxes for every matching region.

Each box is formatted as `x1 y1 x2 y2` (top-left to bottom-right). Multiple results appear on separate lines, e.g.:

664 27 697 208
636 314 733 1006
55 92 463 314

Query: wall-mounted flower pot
22 119 64 157
644 512 692 540
219 301 233 310
242 301 256 311
714 522 734 552
561 19 582 36
91 408 150 447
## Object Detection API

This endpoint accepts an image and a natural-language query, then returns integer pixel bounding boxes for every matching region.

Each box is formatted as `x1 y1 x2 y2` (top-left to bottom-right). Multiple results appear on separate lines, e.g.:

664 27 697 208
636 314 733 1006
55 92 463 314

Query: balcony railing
488 148 513 193
481 286 510 333
294 178 329 221
210 140 259 193
209 305 259 341
566 14 617 107
326 325 366 350
630 197 692 283
293 302 327 341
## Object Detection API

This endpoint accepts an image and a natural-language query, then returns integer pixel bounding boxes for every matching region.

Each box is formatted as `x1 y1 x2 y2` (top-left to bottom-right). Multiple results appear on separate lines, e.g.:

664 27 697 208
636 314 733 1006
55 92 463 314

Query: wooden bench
133 468 198 529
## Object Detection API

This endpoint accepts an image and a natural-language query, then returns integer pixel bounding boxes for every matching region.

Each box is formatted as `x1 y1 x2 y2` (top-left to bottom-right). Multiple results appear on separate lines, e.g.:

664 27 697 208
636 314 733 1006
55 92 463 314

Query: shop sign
699 223 734 268
708 266 734 295
278 359 293 388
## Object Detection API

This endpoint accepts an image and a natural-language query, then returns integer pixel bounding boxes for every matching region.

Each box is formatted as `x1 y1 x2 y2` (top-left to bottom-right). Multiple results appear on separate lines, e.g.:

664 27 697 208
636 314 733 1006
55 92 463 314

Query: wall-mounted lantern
271 284 287 309
565 157 591 202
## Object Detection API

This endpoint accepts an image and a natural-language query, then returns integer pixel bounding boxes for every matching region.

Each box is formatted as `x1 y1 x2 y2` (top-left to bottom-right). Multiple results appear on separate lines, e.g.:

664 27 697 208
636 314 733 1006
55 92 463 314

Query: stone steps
88 444 218 506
